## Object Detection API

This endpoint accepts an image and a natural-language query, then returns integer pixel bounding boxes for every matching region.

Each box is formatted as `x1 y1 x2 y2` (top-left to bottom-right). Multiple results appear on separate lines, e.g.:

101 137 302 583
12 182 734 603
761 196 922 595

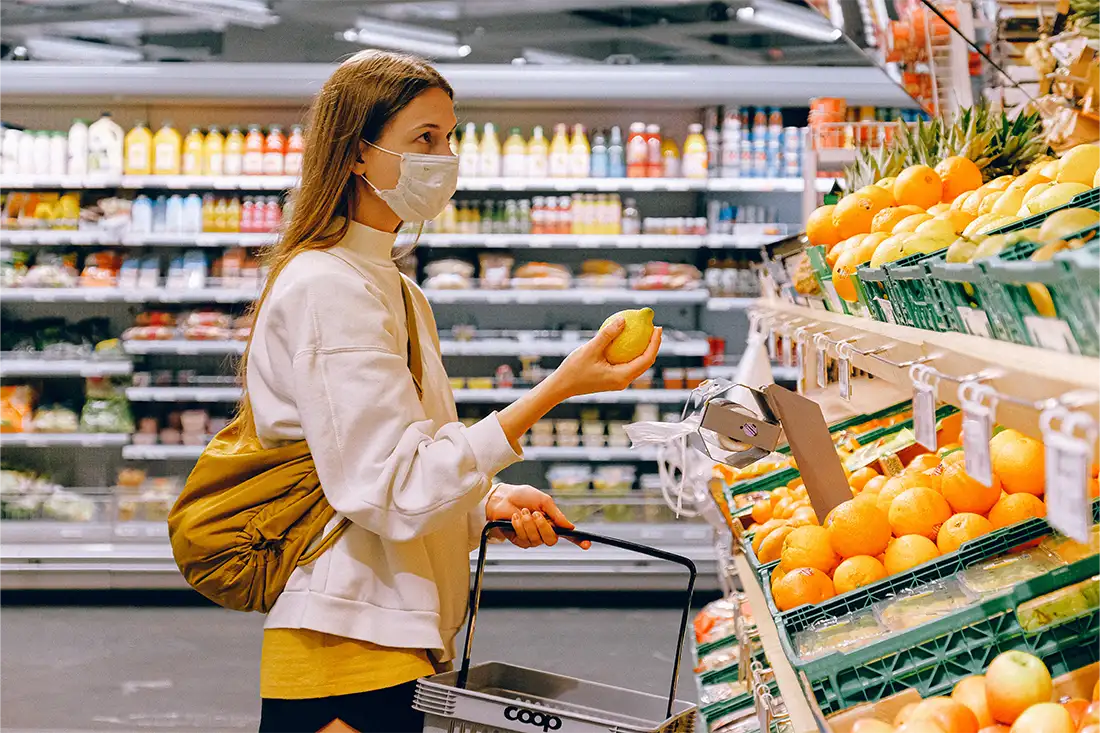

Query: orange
806 204 841 247
771 567 835 611
826 499 892 557
791 506 820 526
884 534 941 574
858 184 896 210
988 493 1046 529
832 247 866 302
941 461 1002 514
936 156 984 204
895 702 921 726
895 164 944 209
876 474 934 515
771 563 789 587
889 487 952 540
833 555 888 594
758 525 795 563
910 696 980 733
849 466 880 493
773 497 795 519
917 466 944 493
751 519 783 554
938 413 963 445
833 193 883 239
990 430 1046 496
872 206 916 233
863 475 888 494
942 450 966 466
906 452 942 473
781 525 840 574
952 676 995 728
751 498 773 524
937 512 994 554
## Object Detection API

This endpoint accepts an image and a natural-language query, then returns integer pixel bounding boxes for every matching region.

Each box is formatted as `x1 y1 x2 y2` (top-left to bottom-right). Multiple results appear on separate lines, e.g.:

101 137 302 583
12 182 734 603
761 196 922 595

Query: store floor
1 599 700 732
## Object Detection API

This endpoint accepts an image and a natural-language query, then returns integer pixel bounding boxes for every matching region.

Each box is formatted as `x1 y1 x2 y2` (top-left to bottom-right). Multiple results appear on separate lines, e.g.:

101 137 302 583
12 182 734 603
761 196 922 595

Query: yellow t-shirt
260 628 435 700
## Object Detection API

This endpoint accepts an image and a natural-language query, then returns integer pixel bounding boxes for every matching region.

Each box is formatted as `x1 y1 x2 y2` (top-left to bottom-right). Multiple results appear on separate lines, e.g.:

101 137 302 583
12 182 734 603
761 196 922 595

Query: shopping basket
413 520 699 733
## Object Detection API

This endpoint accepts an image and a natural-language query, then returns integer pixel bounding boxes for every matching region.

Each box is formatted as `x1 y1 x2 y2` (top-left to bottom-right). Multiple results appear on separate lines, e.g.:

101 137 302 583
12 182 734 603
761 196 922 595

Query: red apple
1007 702 1074 733
910 697 979 733
953 675 995 728
985 651 1054 724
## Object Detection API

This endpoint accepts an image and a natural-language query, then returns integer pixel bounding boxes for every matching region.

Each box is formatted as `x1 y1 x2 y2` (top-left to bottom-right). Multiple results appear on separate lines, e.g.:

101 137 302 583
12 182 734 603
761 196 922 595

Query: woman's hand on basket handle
486 484 591 550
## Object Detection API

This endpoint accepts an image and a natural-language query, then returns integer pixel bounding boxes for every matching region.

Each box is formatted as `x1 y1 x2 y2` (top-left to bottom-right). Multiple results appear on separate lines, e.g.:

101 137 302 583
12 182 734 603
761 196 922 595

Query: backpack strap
322 251 425 402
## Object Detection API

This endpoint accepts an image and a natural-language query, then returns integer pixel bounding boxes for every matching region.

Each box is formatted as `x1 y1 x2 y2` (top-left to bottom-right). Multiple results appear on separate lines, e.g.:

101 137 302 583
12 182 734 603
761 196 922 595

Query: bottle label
154 143 177 174
224 154 243 176
243 152 264 175
127 143 149 172
548 152 569 178
207 153 224 176
284 152 303 176
183 152 200 176
528 155 548 178
263 152 284 176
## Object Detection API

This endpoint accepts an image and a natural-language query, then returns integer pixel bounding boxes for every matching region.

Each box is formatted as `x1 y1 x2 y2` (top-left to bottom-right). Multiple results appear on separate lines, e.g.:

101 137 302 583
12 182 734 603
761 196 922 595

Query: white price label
957 307 991 338
816 344 827 389
838 355 851 400
913 385 937 450
781 334 792 368
1024 316 1081 354
822 279 843 312
876 297 897 324
796 340 807 395
767 330 777 361
1045 431 1091 542
962 414 993 486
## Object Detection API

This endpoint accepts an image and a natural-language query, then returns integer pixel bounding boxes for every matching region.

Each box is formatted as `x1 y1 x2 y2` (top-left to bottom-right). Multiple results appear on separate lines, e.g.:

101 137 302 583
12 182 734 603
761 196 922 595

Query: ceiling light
124 0 279 29
341 17 472 59
23 36 144 63
521 47 596 65
736 4 843 42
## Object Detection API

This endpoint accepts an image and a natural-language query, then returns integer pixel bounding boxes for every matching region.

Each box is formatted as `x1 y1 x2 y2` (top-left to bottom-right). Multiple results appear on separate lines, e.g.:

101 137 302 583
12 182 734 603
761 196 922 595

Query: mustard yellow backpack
168 275 424 612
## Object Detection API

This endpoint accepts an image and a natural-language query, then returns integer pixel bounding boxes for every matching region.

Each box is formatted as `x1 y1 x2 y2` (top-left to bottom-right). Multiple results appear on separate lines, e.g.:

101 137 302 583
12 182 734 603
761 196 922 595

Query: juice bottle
213 197 229 232
182 127 204 176
203 126 225 177
547 123 570 178
625 122 647 178
223 126 245 176
67 119 88 177
768 107 784 144
478 122 501 178
682 123 708 179
752 108 767 144
284 125 304 176
243 125 265 175
501 127 527 178
526 125 549 179
568 124 590 178
264 197 282 231
152 121 182 175
226 196 241 232
124 121 153 175
607 126 625 178
458 123 479 178
645 124 662 178
661 136 681 178
240 196 255 233
88 112 124 176
263 125 286 176
590 130 608 178
202 194 216 232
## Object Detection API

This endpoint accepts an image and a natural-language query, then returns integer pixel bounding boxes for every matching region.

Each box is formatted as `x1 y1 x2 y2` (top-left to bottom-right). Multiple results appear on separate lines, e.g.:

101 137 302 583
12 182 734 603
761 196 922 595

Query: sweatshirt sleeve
276 265 521 543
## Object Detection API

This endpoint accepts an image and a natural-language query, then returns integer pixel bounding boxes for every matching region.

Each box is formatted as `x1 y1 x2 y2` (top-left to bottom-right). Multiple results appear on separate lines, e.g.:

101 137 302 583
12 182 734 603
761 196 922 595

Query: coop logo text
504 705 562 731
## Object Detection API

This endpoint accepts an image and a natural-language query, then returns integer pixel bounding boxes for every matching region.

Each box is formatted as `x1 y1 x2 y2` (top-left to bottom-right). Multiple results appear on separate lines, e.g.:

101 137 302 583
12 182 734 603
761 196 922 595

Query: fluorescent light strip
24 36 144 62
736 5 843 42
342 26 471 58
125 0 279 28
356 16 466 46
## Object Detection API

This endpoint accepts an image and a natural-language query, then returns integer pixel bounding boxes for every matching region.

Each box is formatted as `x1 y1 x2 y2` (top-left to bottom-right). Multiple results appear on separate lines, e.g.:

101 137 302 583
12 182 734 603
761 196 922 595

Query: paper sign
822 279 843 312
816 343 827 389
1024 316 1081 354
1045 431 1091 542
957 307 991 338
876 297 897 324
767 330 777 360
796 340 807 396
838 355 851 401
781 334 792 368
913 385 937 450
962 412 993 486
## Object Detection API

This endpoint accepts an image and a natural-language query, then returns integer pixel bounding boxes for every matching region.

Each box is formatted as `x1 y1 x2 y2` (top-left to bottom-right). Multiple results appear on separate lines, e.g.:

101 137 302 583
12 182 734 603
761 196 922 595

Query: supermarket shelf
705 297 758 311
125 386 241 402
0 522 718 592
424 289 708 305
453 388 692 404
1 287 258 303
522 446 657 461
0 355 133 377
0 433 130 447
0 230 278 247
122 444 205 460
419 233 715 249
456 177 708 192
815 148 860 167
122 340 245 355
440 337 710 357
759 300 1100 440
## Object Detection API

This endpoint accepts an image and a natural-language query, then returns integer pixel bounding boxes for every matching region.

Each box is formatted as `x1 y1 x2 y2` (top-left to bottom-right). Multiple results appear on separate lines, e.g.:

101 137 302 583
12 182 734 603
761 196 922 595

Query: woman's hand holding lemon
550 309 662 398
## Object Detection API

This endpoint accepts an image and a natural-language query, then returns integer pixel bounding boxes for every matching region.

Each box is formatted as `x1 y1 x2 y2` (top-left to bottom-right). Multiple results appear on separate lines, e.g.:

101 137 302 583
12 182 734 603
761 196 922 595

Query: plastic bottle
153 195 168 232
721 109 741 179
125 122 153 175
526 126 549 179
621 198 640 235
548 123 570 178
88 113 124 176
213 197 229 232
752 108 767 144
682 123 708 180
33 131 52 175
263 125 286 176
182 127 205 176
478 122 501 178
661 135 681 178
181 194 202 234
223 126 245 176
18 131 35 175
3 129 21 175
625 123 648 178
202 194 217 232
153 122 182 176
607 126 625 178
203 126 225 177
768 108 783 144
226 197 241 233
67 119 88 177
240 196 255 233
263 196 281 232
458 123 479 178
243 125 265 175
49 132 68 176
131 195 153 234
567 124 591 178
590 130 608 178
284 125 304 176
166 194 185 234
502 127 527 178
645 124 662 178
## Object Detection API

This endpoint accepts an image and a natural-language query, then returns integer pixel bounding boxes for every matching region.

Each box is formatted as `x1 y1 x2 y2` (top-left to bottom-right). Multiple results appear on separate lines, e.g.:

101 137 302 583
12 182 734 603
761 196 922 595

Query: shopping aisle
0 601 699 732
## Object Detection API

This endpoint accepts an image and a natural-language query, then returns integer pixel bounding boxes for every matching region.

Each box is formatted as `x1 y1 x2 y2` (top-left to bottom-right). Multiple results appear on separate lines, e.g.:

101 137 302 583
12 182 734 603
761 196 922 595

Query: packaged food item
1041 525 1100 564
182 127 204 176
685 367 707 389
152 121 181 175
1 385 36 433
80 378 134 434
32 404 79 433
242 124 265 175
663 368 685 389
423 258 475 290
223 125 245 176
958 548 1066 597
577 259 627 289
512 262 571 290
284 125 304 176
699 681 748 708
466 377 493 390
80 250 121 287
124 121 153 175
88 112 124 176
1016 575 1100 632
546 464 591 493
593 464 636 492
794 608 883 660
554 419 580 437
632 369 654 389
203 126 225 176
629 261 702 291
874 578 976 631
478 253 513 290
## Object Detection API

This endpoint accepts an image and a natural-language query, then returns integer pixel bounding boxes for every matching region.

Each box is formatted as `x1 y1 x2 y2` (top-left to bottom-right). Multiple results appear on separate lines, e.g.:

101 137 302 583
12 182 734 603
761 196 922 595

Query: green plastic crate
985 255 1093 355
854 263 896 324
1061 241 1100 343
883 248 953 332
927 259 997 337
806 245 850 315
984 186 1100 236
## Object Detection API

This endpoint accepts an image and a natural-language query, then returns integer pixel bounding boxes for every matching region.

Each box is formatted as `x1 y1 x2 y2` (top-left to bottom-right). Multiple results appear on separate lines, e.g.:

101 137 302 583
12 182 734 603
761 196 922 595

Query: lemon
991 188 1026 216
1023 182 1092 216
870 233 913 268
892 213 932 234
1037 207 1100 243
1056 144 1099 186
602 308 655 364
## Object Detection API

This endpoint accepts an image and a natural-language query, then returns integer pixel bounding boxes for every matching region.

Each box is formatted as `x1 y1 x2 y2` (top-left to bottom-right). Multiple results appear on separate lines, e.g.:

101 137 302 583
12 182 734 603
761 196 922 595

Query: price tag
838 353 851 400
960 382 997 487
32 291 57 303
911 365 939 450
1024 316 1081 354
816 340 828 389
957 307 992 338
876 297 897 324
1042 409 1095 542
796 336 807 396
767 329 777 361
821 279 843 312
781 332 793 368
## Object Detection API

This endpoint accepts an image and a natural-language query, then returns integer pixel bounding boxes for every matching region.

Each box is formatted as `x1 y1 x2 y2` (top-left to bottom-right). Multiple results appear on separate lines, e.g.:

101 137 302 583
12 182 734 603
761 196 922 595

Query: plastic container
685 368 706 389
1016 574 1100 632
554 419 580 437
872 578 977 632
958 548 1065 598
663 368 685 389
1041 524 1100 564
593 465 636 492
794 608 883 661
545 464 591 493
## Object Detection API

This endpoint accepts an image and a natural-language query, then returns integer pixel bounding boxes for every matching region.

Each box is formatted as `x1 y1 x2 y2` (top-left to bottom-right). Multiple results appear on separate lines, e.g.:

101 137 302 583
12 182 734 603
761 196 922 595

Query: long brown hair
236 50 453 439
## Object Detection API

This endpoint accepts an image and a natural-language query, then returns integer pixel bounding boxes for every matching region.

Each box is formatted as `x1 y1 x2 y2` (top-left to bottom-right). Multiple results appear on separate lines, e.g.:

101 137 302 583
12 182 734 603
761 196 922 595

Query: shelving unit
0 433 131 448
0 357 133 377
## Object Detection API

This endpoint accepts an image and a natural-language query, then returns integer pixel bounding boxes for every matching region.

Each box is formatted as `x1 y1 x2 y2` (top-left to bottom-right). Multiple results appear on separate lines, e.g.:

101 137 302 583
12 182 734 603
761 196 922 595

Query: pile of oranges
750 427 1100 612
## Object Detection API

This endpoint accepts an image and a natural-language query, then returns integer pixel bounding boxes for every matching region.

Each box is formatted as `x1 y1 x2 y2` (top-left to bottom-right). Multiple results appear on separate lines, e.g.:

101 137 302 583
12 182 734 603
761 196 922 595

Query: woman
244 50 661 732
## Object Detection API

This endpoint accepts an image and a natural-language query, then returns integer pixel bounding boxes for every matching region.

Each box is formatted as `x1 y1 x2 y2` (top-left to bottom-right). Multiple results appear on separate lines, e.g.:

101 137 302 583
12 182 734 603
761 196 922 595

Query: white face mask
361 141 459 223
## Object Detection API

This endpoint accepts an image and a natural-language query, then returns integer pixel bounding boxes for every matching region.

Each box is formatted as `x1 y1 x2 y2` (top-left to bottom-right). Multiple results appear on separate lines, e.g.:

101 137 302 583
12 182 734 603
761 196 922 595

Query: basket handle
457 520 698 720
